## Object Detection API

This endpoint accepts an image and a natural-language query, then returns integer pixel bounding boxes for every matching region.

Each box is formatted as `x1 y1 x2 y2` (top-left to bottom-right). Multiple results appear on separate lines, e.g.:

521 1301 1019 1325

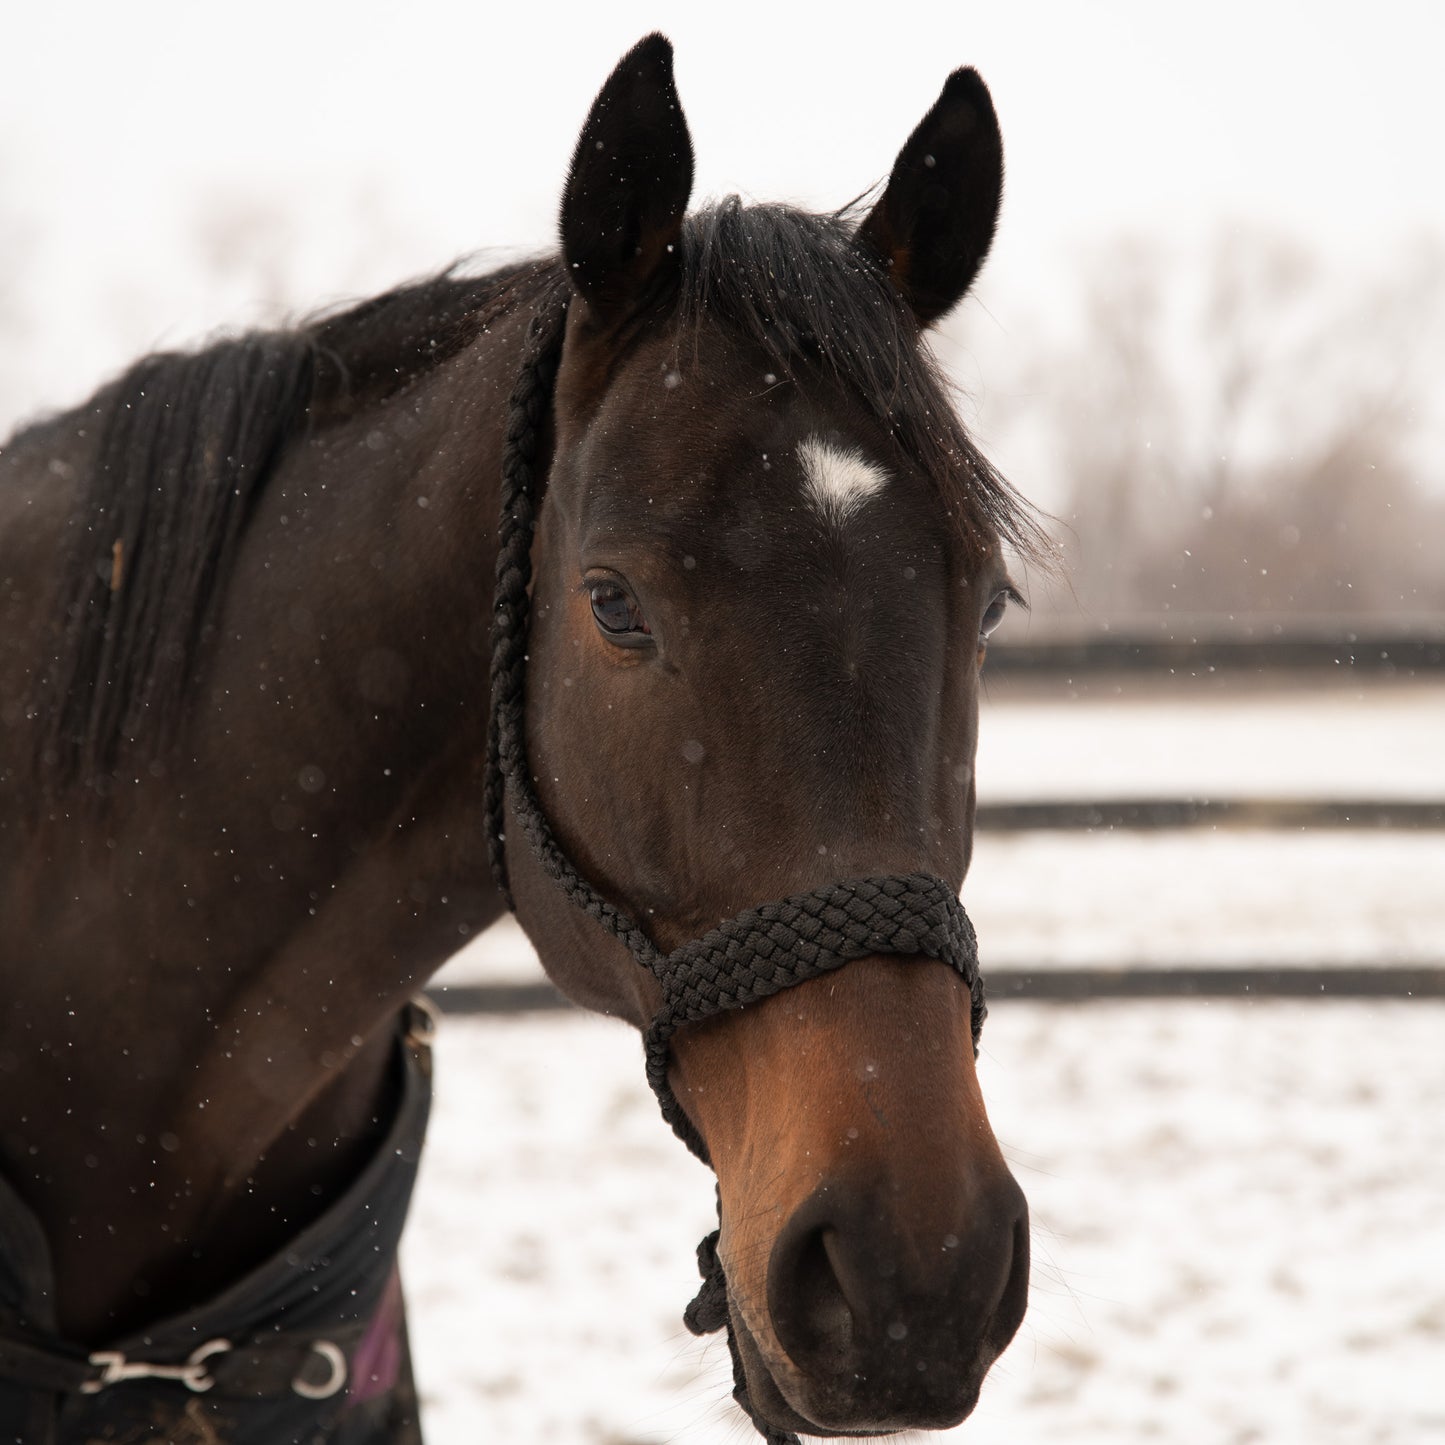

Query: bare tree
972 230 1445 626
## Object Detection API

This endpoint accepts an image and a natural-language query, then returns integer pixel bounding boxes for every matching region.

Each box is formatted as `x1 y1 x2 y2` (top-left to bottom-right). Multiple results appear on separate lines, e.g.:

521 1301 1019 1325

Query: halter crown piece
484 302 988 1445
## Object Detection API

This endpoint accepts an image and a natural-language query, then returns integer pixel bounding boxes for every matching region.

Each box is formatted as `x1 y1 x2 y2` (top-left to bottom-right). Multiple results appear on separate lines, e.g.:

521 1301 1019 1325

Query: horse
0 33 1043 1444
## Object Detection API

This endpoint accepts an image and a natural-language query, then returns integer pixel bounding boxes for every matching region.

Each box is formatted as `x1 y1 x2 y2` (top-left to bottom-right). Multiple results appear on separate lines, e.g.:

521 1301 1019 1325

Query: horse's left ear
856 68 1004 328
560 34 694 326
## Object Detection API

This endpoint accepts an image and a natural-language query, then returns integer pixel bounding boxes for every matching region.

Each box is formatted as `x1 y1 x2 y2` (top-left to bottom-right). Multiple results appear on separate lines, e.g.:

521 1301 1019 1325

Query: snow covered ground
408 678 1443 1442
402 1002 1445 1445
972 676 1445 968
975 677 1445 804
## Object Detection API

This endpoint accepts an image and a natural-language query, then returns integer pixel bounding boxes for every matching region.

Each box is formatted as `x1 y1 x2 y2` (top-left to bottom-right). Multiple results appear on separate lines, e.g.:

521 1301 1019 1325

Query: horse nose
766 1169 1030 1426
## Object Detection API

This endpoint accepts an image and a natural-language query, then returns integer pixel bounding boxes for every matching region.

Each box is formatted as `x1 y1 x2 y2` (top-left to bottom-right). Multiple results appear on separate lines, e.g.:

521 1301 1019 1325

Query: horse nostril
991 1205 1032 1349
766 1174 1032 1397
769 1212 857 1371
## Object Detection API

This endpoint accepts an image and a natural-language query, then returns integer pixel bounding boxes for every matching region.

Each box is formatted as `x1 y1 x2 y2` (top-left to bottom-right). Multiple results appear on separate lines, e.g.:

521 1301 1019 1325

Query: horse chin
726 1294 992 1439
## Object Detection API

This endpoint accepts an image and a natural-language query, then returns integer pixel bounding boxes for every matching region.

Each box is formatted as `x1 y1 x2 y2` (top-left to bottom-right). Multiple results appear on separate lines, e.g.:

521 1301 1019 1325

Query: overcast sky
3 0 1443 450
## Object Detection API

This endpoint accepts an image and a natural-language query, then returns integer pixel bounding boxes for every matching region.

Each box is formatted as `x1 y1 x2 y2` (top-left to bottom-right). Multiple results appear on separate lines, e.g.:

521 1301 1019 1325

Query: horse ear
856 68 1004 328
560 34 694 325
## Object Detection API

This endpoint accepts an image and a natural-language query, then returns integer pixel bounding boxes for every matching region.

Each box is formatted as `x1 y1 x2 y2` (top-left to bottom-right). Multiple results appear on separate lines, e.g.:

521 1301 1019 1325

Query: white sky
3 0 1444 454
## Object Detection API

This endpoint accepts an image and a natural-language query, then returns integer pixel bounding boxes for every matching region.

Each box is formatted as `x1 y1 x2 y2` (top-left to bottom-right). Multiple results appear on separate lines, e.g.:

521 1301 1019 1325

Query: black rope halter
484 301 987 1445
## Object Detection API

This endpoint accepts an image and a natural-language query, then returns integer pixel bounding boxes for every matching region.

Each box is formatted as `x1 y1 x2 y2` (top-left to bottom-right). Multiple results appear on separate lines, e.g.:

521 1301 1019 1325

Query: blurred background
5 2 1442 1442
6 0 1444 630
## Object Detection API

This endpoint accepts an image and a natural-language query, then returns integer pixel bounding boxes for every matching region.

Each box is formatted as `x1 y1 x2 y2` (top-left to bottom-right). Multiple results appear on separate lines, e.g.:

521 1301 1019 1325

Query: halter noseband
484 302 987 1445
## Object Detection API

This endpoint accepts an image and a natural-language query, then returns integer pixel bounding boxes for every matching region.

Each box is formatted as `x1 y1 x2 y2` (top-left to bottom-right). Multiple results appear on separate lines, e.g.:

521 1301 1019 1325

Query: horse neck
0 300 536 1343
177 300 539 1133
166 302 542 1181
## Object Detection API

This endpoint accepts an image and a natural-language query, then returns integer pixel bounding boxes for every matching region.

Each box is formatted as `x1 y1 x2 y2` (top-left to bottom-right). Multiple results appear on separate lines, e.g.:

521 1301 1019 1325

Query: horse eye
980 591 1010 641
589 580 651 642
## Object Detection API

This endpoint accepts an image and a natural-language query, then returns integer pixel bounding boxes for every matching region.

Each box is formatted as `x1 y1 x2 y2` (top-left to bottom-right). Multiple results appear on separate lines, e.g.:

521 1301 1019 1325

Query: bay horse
0 34 1042 1444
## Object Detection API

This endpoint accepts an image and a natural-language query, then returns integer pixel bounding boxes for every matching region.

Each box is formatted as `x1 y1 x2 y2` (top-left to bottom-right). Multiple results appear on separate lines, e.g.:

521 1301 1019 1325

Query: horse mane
676 198 1048 565
26 202 1040 804
26 258 558 801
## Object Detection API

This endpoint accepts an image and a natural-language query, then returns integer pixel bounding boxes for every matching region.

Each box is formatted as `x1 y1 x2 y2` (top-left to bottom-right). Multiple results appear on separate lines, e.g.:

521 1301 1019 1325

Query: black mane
27 259 558 798
26 204 1039 801
677 198 1046 563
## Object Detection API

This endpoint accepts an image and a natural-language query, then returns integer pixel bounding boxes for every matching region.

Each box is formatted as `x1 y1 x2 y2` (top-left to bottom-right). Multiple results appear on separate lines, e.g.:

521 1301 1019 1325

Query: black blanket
0 1008 433 1444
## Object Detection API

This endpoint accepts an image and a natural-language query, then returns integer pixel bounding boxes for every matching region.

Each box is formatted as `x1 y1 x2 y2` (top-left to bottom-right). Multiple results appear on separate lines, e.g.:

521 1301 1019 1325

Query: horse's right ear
560 34 694 327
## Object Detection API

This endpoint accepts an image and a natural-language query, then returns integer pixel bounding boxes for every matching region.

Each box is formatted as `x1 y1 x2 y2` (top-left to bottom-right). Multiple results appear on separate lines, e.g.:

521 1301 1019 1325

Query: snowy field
970 676 1445 968
405 677 1445 1443
402 1002 1445 1445
974 676 1445 804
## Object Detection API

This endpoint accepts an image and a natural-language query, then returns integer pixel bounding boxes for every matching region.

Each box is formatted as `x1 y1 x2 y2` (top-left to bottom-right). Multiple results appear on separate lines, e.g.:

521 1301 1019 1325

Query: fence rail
976 797 1445 831
988 630 1445 677
426 966 1445 1016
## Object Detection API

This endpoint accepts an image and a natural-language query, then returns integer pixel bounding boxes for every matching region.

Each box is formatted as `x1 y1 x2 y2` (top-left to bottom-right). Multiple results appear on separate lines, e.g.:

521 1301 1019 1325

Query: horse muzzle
670 954 1030 1437
742 1171 1029 1434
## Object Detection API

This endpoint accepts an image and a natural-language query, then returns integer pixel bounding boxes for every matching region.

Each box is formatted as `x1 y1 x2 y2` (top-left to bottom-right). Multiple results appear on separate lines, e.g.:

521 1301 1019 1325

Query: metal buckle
405 993 440 1049
291 1339 348 1400
81 1337 230 1394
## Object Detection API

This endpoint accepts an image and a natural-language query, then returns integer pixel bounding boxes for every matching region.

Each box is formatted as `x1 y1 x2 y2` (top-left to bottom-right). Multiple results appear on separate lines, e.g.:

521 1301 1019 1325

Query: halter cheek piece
485 303 987 1445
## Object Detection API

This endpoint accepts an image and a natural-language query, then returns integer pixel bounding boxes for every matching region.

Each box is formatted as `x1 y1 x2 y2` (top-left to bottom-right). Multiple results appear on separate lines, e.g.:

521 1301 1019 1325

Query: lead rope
485 302 985 1445
484 299 663 967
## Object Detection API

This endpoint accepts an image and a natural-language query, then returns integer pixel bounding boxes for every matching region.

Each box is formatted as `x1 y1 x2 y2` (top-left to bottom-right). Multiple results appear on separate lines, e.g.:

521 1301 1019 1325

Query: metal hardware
405 993 440 1049
291 1339 347 1400
81 1337 230 1394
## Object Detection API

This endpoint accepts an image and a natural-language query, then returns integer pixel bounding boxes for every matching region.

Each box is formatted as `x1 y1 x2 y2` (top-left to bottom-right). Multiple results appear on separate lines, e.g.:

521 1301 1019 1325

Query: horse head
504 36 1032 1438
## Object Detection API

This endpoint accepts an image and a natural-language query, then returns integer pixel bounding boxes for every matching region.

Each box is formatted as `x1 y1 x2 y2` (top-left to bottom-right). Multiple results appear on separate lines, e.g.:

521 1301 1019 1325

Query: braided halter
484 301 987 1444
